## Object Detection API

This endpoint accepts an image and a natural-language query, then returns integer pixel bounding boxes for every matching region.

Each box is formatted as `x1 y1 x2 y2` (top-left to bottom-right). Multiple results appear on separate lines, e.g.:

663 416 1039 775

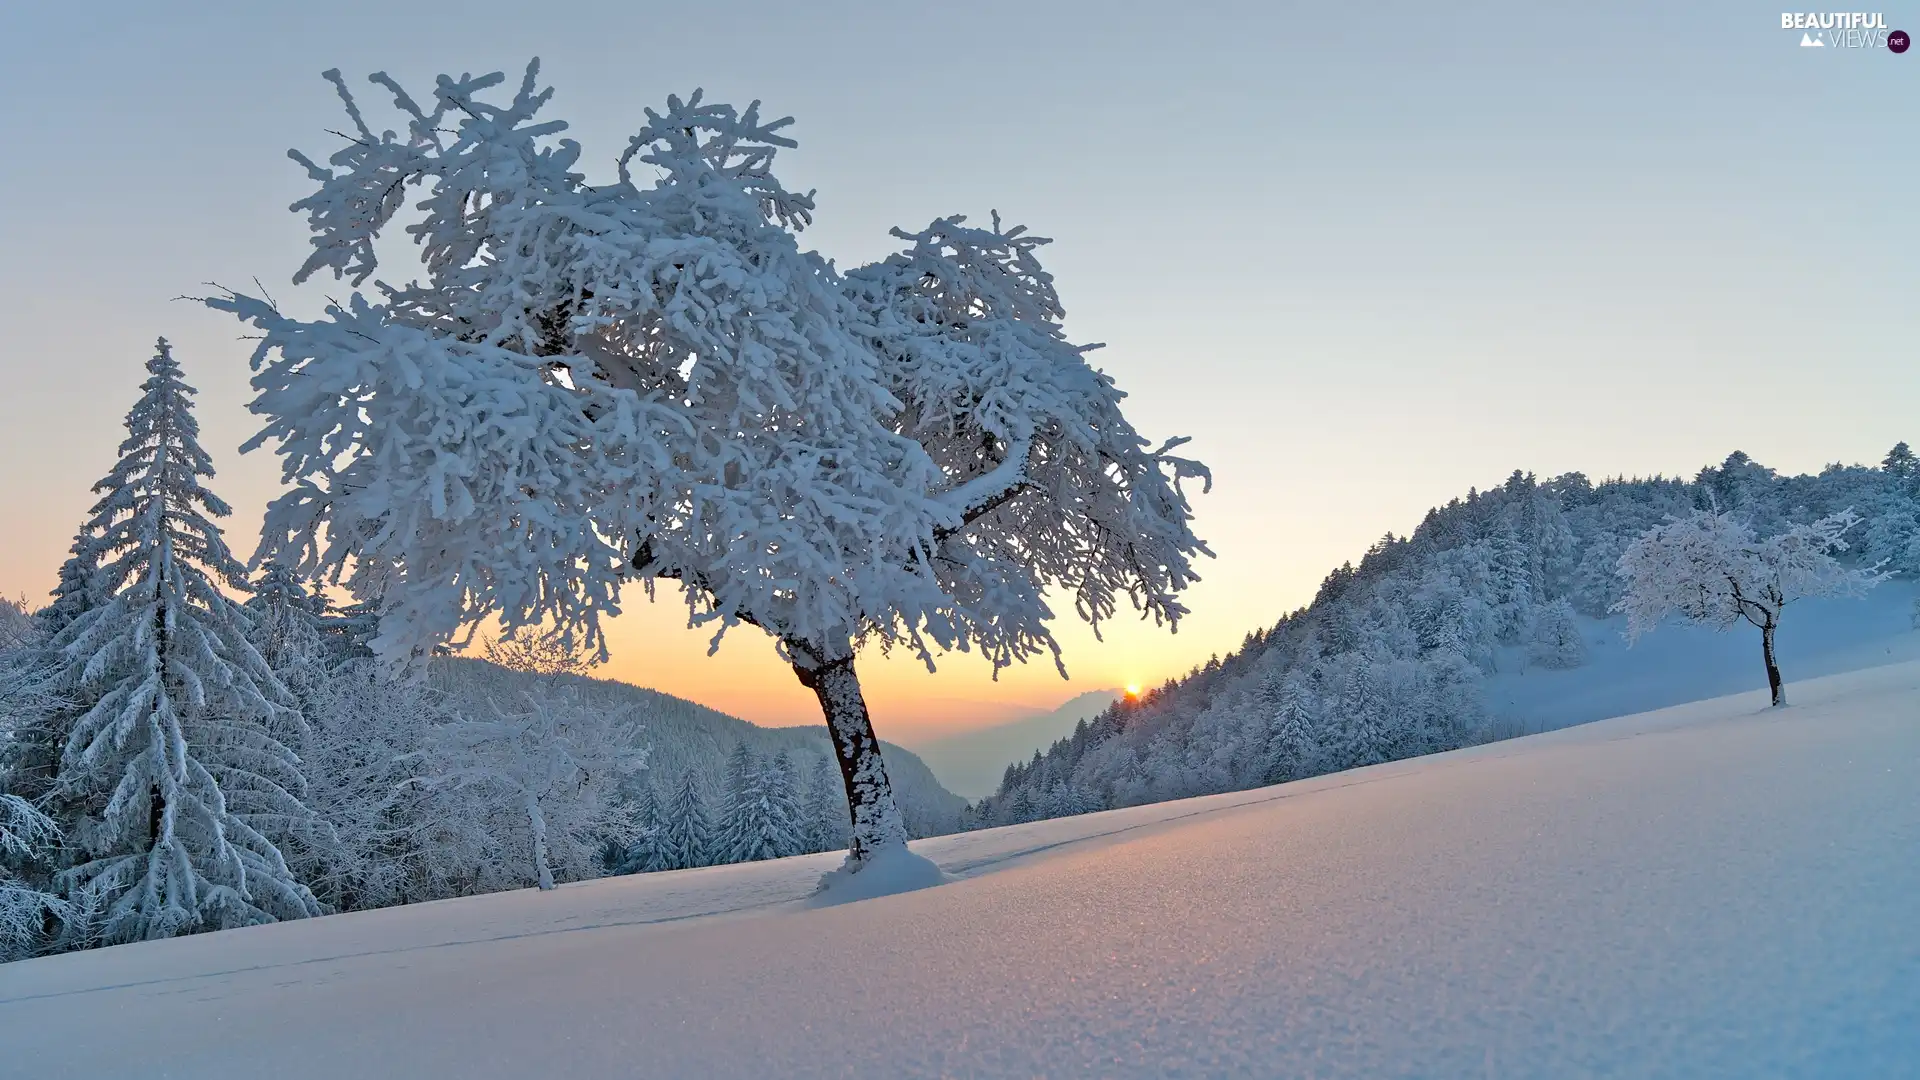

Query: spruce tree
612 777 668 875
50 339 321 942
41 533 110 637
803 754 848 854
715 745 807 864
714 744 763 864
656 769 712 871
1264 672 1319 784
1882 441 1917 481
245 562 328 674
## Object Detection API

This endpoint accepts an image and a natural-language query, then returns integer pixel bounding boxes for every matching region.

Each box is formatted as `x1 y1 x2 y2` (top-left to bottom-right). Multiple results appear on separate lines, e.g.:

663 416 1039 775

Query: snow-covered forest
0 348 958 962
968 448 1913 827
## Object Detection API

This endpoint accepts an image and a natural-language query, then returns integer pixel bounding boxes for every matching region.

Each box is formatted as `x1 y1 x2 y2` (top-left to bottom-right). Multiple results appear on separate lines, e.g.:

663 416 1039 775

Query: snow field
3 660 1915 1078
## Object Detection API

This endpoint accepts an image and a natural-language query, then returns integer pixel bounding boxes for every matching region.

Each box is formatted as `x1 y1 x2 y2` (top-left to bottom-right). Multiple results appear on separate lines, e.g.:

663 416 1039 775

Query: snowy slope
3 662 1916 1079
1484 580 1919 737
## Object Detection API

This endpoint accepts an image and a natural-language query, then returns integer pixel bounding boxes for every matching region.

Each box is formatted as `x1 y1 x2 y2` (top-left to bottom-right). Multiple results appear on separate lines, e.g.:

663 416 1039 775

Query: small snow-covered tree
421 689 644 890
289 662 452 909
209 64 1209 875
244 562 329 674
51 340 321 942
40 534 111 638
0 794 69 961
1526 598 1586 670
1614 508 1884 706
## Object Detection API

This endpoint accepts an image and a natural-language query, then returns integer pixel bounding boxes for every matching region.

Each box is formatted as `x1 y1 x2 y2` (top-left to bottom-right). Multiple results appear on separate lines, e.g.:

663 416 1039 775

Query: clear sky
1 2 1912 739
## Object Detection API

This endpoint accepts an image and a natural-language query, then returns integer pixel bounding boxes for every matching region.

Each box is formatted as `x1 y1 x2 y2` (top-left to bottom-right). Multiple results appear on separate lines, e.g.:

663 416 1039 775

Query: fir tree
49 339 322 942
656 769 712 871
715 745 810 864
804 754 849 854
41 532 110 638
244 562 328 673
765 752 805 859
1263 672 1319 783
612 777 667 875
1882 441 1917 482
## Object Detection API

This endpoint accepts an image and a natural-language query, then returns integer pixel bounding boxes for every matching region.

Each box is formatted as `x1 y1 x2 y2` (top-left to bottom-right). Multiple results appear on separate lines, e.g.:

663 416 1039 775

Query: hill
4 660 1912 1077
971 447 1919 825
897 689 1123 798
432 657 967 840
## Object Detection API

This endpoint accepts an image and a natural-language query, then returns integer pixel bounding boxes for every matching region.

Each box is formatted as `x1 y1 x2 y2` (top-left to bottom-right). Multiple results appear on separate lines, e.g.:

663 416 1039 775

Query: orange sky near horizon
588 581 1214 739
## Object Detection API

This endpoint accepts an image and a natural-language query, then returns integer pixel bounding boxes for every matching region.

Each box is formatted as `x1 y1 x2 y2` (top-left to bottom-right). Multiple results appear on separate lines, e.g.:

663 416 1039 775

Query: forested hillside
969 447 1918 826
435 657 965 844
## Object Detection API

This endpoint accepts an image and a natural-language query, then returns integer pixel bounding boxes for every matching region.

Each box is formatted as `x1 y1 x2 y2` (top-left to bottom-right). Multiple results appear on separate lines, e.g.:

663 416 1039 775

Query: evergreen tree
765 751 805 859
40 532 110 637
804 754 849 854
318 596 381 666
244 562 328 673
1882 441 1917 483
612 777 668 875
1327 657 1390 770
656 769 712 871
1488 531 1534 644
49 339 321 942
1526 598 1587 670
714 745 805 864
1263 672 1319 783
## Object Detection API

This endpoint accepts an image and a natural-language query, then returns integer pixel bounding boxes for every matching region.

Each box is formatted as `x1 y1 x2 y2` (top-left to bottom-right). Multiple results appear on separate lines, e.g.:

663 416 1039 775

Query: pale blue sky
1 2 1912 730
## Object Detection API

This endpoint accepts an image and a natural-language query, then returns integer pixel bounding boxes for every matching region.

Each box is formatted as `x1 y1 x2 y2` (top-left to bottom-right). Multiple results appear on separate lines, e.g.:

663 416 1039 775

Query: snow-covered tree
50 339 322 943
40 533 110 638
1881 441 1917 486
208 64 1208 873
655 768 712 871
1526 598 1586 670
421 689 644 890
1262 671 1319 783
1487 530 1533 644
244 562 329 673
1614 508 1884 706
802 754 848 854
713 744 804 864
0 794 69 961
607 776 666 875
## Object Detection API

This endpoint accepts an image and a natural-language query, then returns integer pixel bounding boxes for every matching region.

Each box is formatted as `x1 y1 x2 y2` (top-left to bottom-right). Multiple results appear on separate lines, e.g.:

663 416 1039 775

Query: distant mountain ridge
433 657 967 838
899 689 1124 798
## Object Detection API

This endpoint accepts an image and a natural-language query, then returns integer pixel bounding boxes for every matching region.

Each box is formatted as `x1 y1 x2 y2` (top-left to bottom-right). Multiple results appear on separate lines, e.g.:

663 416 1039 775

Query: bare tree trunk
788 646 909 865
1761 621 1786 707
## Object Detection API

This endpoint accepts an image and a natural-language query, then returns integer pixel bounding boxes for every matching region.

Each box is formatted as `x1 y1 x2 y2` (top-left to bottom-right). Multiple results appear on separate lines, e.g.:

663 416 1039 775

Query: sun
1125 682 1142 698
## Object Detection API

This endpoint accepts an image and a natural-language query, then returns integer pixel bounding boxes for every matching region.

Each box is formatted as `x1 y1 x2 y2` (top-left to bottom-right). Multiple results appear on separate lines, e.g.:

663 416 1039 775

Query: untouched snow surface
3 661 1917 1078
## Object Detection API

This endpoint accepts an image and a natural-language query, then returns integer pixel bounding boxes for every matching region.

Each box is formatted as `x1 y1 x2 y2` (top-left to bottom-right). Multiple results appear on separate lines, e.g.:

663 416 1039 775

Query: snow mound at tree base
806 844 950 907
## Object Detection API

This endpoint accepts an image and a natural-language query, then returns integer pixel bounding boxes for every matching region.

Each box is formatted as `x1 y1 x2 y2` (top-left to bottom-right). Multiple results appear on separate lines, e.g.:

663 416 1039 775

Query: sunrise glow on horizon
1 4 1912 741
